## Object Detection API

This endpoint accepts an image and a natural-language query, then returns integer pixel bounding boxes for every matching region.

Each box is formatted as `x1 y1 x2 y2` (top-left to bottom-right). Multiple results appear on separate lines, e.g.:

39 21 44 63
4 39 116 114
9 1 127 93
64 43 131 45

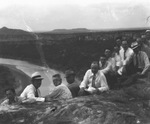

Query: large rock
0 88 150 124
1 78 150 124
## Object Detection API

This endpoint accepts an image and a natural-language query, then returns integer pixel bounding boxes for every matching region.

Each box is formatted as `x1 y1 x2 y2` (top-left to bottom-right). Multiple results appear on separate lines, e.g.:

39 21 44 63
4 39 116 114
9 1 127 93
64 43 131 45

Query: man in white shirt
20 72 45 103
99 55 117 89
99 54 111 74
118 41 134 75
78 61 109 96
145 30 150 47
116 38 123 50
104 49 116 73
45 74 72 101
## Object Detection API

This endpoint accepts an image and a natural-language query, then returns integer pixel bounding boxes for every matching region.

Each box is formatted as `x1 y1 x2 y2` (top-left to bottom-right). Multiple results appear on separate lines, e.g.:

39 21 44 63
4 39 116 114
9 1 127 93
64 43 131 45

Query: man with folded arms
78 61 109 96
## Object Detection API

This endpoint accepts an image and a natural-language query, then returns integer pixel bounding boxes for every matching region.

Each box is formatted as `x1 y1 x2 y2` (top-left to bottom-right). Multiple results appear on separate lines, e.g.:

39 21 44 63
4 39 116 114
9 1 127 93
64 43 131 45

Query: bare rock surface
1 81 150 124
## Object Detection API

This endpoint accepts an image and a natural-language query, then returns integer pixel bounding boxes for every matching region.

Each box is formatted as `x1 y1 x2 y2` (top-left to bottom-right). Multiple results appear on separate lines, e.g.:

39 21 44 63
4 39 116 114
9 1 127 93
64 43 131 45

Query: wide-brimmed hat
145 30 150 33
65 70 75 78
131 42 139 50
31 72 43 80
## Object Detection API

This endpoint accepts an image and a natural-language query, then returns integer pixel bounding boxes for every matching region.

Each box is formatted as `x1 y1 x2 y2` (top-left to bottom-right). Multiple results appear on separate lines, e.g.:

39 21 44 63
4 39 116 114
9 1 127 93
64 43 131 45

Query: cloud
0 0 150 31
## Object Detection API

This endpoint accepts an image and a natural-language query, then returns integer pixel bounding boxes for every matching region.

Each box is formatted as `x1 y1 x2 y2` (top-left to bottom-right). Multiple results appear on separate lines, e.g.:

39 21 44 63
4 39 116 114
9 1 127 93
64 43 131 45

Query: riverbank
0 58 70 97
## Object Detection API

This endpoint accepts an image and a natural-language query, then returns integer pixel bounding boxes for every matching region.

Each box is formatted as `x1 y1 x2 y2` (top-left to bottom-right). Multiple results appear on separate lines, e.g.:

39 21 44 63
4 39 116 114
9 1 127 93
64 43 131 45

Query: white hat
31 72 43 80
131 42 139 49
145 30 150 33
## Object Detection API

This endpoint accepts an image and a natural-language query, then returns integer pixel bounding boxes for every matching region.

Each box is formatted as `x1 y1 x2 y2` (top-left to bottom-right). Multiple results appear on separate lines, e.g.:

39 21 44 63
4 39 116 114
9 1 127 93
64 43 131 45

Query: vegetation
0 27 147 79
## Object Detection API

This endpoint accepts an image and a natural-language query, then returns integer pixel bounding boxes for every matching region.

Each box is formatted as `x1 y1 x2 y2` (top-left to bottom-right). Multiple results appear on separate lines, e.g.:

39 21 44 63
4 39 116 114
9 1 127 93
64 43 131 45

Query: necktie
35 89 39 97
124 50 126 60
92 74 96 88
135 54 139 69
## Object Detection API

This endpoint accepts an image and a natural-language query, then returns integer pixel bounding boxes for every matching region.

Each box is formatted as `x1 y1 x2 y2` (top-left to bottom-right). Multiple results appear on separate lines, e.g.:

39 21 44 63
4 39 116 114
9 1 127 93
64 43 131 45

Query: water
0 58 67 96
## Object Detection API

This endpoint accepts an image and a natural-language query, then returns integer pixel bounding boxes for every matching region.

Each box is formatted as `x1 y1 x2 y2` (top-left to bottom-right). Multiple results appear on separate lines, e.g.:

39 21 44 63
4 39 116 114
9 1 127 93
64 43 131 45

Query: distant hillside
0 27 149 79
0 27 35 41
51 28 91 33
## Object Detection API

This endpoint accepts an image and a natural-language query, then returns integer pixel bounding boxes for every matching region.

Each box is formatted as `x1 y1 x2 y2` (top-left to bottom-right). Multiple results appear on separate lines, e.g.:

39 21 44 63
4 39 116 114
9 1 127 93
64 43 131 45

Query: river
0 58 67 96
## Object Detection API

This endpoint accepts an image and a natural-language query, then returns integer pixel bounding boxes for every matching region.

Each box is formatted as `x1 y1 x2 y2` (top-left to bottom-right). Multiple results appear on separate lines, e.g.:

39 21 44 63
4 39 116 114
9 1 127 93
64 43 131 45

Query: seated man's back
65 70 80 97
68 81 80 98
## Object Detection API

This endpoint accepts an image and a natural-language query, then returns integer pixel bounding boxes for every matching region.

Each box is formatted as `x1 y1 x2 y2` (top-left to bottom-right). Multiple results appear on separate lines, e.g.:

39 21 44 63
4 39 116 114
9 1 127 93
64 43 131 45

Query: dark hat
65 70 75 78
131 42 139 50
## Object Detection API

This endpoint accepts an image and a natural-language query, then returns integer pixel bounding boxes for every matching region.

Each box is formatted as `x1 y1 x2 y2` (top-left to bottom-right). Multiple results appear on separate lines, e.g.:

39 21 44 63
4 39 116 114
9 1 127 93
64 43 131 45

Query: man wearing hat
145 30 150 47
65 70 80 97
138 36 150 60
20 72 45 102
131 42 150 78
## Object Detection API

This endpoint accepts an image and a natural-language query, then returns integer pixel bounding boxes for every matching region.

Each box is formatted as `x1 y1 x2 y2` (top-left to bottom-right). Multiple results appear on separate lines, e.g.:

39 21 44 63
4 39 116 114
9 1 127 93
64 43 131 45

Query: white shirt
99 61 111 74
20 84 45 102
80 69 109 92
48 84 72 100
119 47 134 66
114 53 122 67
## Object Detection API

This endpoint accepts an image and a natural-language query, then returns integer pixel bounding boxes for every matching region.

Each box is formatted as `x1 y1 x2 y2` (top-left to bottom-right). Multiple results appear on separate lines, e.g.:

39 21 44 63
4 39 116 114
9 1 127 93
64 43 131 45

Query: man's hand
44 95 52 102
91 88 100 94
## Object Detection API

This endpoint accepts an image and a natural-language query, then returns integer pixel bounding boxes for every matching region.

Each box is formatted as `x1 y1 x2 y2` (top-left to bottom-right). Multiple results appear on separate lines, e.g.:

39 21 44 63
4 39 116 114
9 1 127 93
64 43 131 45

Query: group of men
98 30 150 89
1 70 80 105
1 30 150 105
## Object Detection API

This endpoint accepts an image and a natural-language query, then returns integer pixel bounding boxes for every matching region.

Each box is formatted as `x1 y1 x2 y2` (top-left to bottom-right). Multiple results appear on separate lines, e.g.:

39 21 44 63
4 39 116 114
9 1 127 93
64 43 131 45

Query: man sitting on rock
20 72 45 103
45 74 72 101
78 61 109 96
1 88 23 105
131 42 150 78
99 54 117 89
65 70 80 97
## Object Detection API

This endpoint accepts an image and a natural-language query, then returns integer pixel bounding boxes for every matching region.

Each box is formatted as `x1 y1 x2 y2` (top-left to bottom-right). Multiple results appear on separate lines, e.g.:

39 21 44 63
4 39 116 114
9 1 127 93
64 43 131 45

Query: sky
0 0 150 31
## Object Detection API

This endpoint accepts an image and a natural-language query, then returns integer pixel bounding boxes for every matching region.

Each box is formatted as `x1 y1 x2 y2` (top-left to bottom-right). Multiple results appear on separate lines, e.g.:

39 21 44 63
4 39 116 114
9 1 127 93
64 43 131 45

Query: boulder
0 87 150 124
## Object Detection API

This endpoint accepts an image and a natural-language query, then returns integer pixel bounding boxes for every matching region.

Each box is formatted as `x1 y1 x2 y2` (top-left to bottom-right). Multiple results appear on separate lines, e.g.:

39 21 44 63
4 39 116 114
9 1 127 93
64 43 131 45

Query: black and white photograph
0 0 150 123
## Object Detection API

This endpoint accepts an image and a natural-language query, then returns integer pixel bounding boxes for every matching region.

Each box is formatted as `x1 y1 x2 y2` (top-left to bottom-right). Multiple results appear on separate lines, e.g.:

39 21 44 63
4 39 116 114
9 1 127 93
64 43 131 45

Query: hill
50 28 91 33
0 27 35 41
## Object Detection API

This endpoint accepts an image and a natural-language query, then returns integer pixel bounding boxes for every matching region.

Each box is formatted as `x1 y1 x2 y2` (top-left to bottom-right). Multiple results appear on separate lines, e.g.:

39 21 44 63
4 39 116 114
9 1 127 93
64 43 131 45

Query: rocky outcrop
1 80 150 124
0 64 30 100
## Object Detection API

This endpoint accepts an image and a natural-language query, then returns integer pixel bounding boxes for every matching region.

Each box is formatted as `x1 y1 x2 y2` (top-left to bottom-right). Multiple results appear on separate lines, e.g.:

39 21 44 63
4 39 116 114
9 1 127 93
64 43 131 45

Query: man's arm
98 72 109 92
141 52 150 75
23 86 45 102
123 49 134 66
100 61 111 74
1 99 9 106
79 70 90 89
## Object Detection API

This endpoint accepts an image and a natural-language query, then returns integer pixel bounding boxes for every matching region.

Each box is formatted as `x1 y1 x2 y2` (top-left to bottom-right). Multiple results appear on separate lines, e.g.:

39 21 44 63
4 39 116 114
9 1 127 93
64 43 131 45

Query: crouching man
1 88 23 105
78 61 109 96
45 74 72 102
